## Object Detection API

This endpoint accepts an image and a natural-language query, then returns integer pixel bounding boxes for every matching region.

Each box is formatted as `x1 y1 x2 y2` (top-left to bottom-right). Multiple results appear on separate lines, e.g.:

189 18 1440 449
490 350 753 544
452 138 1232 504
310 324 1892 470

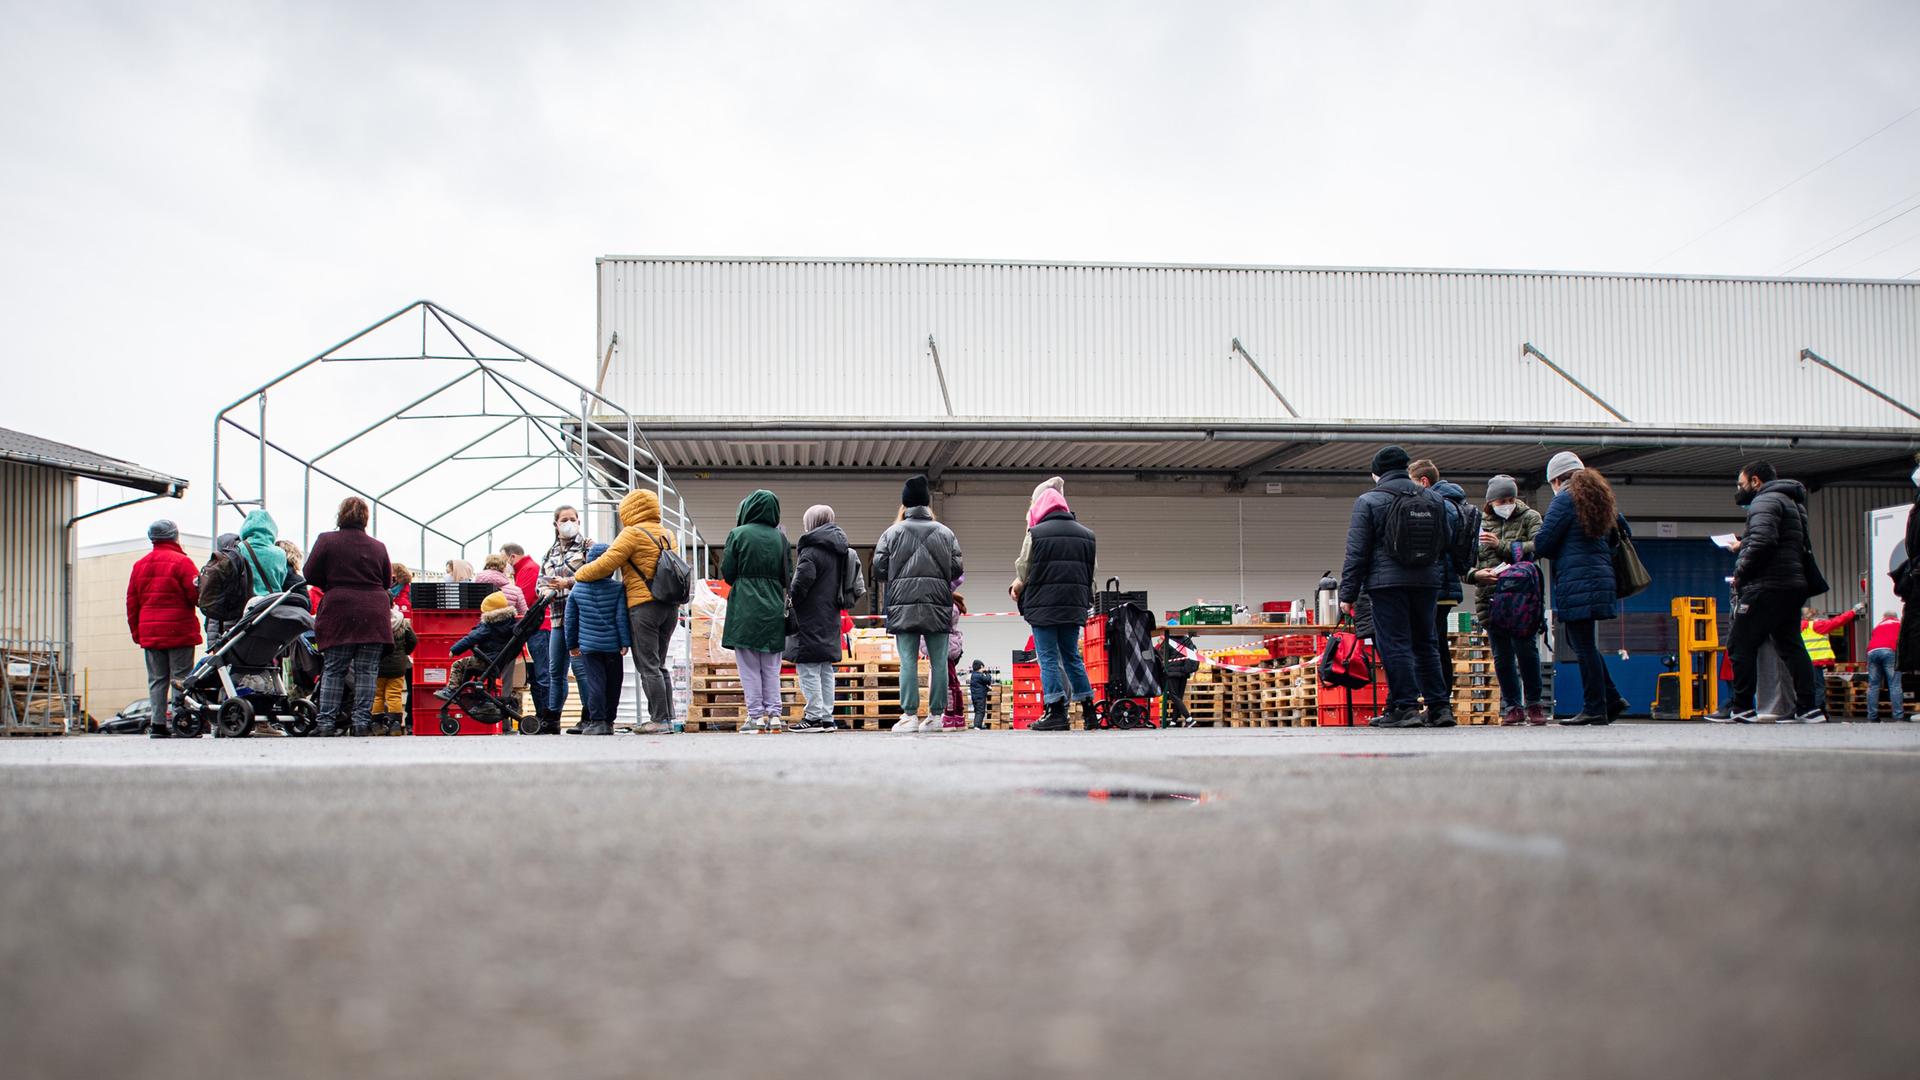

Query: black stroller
437 593 554 735
174 589 319 738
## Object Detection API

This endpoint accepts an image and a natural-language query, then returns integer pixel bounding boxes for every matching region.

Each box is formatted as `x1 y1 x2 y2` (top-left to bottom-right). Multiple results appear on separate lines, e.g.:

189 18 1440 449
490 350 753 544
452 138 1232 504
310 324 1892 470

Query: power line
1782 201 1920 274
1649 102 1920 268
1834 221 1920 272
1904 264 1920 278
1770 184 1920 273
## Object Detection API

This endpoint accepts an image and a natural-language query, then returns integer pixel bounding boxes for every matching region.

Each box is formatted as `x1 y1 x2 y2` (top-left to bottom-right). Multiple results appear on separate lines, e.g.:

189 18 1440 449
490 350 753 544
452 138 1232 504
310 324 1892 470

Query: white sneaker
890 715 921 733
1791 709 1827 725
740 716 763 733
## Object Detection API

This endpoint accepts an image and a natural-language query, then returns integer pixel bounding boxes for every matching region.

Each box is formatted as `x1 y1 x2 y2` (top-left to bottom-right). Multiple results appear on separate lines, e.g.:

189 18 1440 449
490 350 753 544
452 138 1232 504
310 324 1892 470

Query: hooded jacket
451 605 519 666
473 569 527 618
874 506 963 635
126 539 203 649
238 510 289 596
303 522 395 651
565 544 632 654
1534 488 1625 622
1471 499 1544 621
1021 493 1096 628
1431 480 1469 606
574 489 678 608
719 490 793 653
1338 473 1447 601
785 522 849 664
1734 479 1812 597
379 615 417 679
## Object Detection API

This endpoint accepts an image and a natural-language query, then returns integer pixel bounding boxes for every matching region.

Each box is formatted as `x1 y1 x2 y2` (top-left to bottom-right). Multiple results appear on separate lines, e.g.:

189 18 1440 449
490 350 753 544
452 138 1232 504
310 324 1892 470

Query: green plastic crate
1180 604 1234 625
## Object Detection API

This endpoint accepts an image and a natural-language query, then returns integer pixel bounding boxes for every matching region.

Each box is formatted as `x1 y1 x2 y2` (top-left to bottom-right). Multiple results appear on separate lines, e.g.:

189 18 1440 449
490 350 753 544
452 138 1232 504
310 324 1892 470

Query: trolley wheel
283 698 318 737
215 697 255 739
1088 699 1110 731
439 706 461 736
1110 698 1148 730
519 713 546 735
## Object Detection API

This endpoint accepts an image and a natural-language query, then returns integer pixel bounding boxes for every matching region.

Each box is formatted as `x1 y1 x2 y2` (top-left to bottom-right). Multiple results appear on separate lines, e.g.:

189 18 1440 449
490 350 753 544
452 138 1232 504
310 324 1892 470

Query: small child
476 554 528 617
440 591 518 696
969 659 993 729
375 604 416 733
938 591 969 730
564 543 629 736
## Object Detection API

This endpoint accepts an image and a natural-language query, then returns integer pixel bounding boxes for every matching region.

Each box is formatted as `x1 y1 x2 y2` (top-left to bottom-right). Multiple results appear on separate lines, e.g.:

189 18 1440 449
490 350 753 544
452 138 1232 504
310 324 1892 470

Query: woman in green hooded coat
720 489 793 731
237 509 290 597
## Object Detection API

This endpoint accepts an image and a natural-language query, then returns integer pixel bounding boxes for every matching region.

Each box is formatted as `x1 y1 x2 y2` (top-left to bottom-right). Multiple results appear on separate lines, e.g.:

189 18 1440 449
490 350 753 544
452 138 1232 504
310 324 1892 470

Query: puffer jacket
1734 479 1811 597
1471 500 1544 621
785 522 848 664
1534 489 1626 621
969 668 993 703
873 507 963 634
473 569 527 618
565 544 632 654
1338 473 1447 601
450 608 518 666
574 489 678 609
1432 480 1469 606
719 490 792 653
1022 507 1096 627
379 621 416 679
126 540 203 649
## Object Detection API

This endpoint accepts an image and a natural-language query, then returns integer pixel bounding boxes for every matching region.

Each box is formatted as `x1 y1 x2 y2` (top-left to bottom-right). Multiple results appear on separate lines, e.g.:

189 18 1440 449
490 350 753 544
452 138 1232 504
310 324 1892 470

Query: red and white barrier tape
1164 636 1315 675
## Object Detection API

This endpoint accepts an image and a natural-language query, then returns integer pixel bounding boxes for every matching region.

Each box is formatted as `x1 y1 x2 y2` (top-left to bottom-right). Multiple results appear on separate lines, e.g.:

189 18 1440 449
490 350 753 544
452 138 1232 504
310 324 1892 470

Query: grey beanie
1546 451 1585 483
1485 474 1519 502
147 519 179 542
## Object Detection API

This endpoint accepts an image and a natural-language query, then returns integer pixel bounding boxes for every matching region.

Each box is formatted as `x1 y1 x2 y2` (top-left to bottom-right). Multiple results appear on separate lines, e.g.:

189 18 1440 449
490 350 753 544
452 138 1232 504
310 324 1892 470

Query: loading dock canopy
591 418 1920 489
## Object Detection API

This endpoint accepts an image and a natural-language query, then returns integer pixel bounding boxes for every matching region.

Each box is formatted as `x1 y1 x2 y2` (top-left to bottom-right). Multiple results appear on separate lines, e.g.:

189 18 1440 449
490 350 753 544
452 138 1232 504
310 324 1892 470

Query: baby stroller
437 592 553 735
174 589 319 738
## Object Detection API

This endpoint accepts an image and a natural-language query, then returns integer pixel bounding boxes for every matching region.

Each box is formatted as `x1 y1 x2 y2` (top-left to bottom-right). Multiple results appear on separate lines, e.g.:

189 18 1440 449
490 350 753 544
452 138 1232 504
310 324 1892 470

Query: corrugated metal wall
599 258 1920 427
0 461 75 648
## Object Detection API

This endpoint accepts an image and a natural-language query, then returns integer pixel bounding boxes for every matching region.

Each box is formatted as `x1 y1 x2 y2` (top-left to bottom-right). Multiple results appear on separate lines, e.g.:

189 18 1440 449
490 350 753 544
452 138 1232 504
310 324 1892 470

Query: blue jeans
1560 618 1622 716
1867 648 1905 721
546 620 584 715
575 650 624 723
1488 628 1542 710
1367 588 1446 711
1031 623 1093 705
524 629 552 715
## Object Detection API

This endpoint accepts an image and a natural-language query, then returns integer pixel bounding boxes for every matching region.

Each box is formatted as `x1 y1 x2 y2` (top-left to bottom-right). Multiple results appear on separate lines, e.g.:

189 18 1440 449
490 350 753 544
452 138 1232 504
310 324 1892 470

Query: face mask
557 520 579 539
1492 502 1515 519
1911 466 1920 488
1370 474 1380 484
1735 485 1757 507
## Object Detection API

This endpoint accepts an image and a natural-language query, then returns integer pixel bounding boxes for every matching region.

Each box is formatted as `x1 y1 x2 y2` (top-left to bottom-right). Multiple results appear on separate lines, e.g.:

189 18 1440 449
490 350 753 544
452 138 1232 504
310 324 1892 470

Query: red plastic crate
410 685 502 736
1083 616 1106 647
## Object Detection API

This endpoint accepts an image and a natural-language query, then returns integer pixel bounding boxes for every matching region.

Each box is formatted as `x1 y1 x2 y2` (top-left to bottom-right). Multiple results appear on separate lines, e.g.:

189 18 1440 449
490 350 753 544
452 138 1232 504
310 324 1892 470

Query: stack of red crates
1316 643 1386 726
410 607 503 736
1010 662 1043 728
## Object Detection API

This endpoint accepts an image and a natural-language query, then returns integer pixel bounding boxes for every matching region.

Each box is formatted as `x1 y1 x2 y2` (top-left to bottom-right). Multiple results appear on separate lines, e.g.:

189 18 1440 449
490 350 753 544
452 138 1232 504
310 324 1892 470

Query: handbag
1319 618 1373 690
1893 556 1914 601
1798 506 1829 599
1611 525 1652 599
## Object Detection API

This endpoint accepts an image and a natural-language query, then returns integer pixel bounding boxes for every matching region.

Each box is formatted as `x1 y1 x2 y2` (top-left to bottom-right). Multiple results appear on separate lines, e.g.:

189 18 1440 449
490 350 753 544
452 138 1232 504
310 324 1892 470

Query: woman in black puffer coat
786 505 849 732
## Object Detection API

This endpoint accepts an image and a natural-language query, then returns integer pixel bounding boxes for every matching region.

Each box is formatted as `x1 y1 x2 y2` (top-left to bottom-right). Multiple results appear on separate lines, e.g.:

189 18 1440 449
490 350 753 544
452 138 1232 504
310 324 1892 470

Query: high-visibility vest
1801 623 1836 664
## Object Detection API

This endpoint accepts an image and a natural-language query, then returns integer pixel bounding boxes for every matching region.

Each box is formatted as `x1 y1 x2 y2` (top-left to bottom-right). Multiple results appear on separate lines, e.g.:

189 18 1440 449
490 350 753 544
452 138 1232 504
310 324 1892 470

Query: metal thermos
1315 571 1340 625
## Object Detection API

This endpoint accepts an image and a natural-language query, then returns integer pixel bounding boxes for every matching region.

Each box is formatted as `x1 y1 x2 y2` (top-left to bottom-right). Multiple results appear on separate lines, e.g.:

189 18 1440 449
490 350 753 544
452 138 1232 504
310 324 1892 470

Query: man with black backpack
1338 446 1453 728
1409 459 1479 696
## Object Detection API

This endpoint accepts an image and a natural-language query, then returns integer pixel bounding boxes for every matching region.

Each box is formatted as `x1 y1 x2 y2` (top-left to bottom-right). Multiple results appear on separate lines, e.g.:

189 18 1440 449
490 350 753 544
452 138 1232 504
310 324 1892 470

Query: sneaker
1526 704 1549 726
1788 709 1827 725
890 715 921 733
1500 706 1525 727
1425 708 1456 729
1371 708 1426 729
940 715 967 731
1706 708 1758 724
786 717 834 733
740 716 764 733
433 687 456 702
632 720 673 735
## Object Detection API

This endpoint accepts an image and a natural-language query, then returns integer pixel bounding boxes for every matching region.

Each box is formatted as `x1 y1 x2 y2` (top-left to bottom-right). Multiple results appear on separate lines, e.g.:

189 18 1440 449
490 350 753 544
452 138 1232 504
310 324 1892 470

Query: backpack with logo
837 548 867 611
1382 487 1444 567
1319 624 1374 690
1484 545 1546 637
644 529 693 607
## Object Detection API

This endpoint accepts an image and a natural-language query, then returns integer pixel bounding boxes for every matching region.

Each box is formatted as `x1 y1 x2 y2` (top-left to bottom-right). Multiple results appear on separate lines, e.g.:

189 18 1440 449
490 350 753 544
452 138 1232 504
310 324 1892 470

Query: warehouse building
590 257 1920 711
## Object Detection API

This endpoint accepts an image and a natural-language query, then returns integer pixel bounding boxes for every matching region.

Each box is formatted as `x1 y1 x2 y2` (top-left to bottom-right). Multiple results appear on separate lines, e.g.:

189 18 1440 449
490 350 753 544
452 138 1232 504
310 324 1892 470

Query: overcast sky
4 0 1918 547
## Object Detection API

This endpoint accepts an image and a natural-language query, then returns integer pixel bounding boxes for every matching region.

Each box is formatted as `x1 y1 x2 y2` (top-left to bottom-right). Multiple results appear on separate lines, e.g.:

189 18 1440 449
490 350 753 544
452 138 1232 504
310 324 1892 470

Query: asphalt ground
3 723 1918 1079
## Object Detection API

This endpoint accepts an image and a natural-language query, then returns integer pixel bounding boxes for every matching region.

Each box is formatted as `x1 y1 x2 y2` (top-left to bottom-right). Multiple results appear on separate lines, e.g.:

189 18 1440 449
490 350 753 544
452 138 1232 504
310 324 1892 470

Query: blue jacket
449 614 518 666
1338 473 1447 601
565 544 632 654
1534 489 1626 621
1432 480 1468 605
969 668 993 703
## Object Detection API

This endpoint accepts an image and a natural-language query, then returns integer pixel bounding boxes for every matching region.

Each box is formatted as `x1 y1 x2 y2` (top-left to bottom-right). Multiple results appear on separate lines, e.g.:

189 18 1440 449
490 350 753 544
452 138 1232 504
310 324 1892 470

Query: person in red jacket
126 520 202 738
502 542 550 723
1801 603 1864 712
1866 612 1905 723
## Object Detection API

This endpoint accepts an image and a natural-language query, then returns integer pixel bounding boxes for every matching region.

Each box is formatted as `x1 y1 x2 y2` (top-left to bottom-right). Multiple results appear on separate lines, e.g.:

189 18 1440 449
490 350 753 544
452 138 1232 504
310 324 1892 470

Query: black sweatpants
1728 588 1816 713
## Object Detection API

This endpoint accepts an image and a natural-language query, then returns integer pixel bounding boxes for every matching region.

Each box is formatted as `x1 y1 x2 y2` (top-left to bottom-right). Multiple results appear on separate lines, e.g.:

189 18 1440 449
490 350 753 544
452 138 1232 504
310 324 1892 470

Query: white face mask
1370 474 1380 484
1912 466 1920 488
557 520 579 539
1492 502 1515 519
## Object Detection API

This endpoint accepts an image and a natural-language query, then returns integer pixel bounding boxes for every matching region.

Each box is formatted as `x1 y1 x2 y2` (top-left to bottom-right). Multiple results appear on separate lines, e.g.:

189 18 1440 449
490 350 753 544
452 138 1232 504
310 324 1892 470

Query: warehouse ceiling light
211 301 713 574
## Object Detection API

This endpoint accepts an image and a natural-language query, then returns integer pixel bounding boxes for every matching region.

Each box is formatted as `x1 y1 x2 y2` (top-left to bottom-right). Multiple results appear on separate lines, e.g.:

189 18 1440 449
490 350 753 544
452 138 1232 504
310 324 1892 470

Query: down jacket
450 607 519 667
786 522 848 664
126 540 203 649
1432 480 1469 606
1902 499 1920 672
1533 489 1626 622
719 490 793 654
565 545 632 654
1471 500 1544 621
574 489 679 609
1338 473 1448 602
303 525 394 651
1734 479 1811 597
874 507 963 635
378 620 417 679
1021 503 1096 627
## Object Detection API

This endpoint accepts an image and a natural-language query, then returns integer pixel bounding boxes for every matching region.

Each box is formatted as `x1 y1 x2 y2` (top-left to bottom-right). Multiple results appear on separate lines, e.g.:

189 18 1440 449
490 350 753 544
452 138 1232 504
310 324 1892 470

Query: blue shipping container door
1551 538 1736 717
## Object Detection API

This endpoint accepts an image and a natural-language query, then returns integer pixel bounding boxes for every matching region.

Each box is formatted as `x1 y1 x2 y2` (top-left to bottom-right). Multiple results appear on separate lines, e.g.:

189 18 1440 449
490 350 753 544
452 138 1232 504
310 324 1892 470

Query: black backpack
643 529 693 607
837 548 867 611
1382 488 1444 567
197 552 251 622
1442 492 1481 574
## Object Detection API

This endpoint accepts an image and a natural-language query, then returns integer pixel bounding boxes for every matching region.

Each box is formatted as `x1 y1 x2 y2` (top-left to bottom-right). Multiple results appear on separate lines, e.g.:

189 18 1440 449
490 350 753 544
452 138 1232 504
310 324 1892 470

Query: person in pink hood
475 554 528 617
1012 484 1097 731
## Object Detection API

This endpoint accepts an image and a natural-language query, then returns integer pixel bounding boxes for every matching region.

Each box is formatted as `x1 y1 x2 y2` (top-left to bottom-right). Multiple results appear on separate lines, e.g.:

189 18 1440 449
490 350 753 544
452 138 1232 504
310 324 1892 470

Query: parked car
99 699 152 735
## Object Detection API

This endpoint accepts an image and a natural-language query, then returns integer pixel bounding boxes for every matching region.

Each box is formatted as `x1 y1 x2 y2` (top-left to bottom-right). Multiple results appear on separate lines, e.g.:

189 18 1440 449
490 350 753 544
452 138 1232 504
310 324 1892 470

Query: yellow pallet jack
1654 597 1724 720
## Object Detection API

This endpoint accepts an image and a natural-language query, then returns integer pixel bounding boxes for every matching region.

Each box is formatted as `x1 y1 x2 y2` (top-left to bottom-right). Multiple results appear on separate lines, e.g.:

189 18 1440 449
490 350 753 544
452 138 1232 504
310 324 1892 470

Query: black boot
1079 700 1099 731
148 716 172 738
1031 701 1071 731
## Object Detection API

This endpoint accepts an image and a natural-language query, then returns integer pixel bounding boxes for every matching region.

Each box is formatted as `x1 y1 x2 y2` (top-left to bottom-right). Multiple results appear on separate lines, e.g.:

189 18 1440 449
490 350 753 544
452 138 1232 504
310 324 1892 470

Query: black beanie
902 474 931 508
1370 445 1410 476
